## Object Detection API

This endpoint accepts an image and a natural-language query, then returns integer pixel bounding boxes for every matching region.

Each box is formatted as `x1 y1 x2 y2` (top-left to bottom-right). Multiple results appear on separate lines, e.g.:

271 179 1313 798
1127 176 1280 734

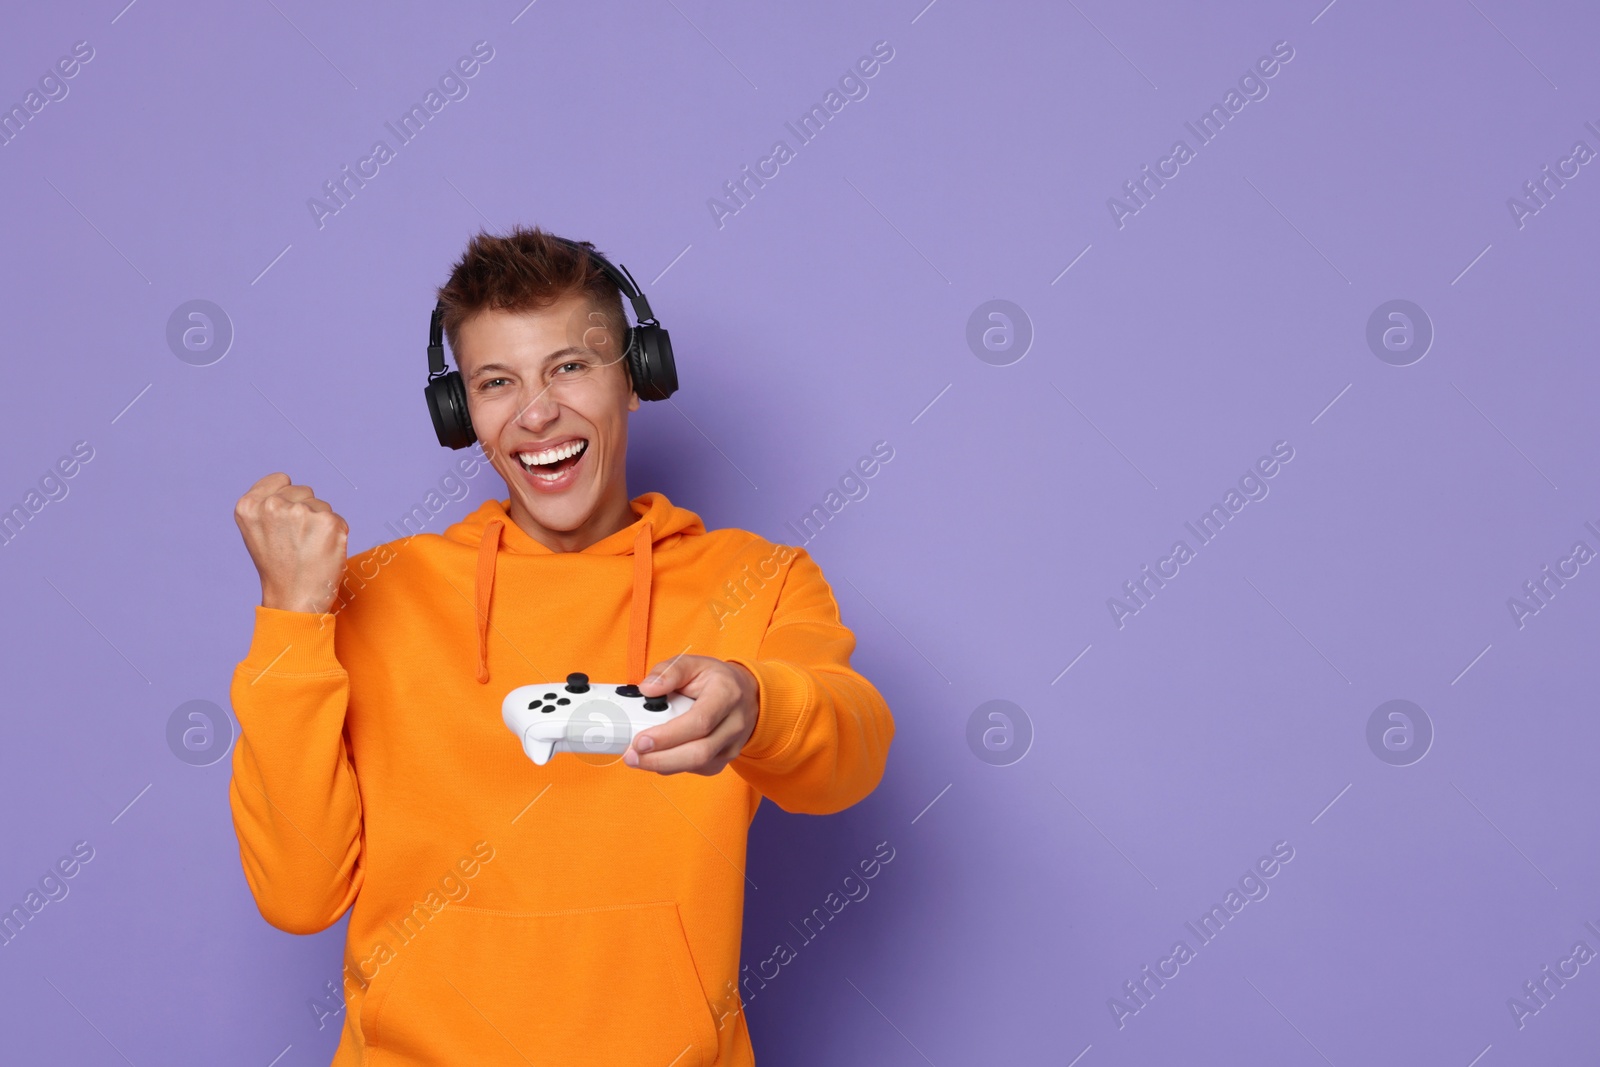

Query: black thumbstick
565 672 590 693
644 696 669 712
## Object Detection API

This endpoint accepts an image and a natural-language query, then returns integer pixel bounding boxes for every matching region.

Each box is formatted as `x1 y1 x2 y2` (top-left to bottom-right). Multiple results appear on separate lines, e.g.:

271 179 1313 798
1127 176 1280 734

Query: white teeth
517 440 587 468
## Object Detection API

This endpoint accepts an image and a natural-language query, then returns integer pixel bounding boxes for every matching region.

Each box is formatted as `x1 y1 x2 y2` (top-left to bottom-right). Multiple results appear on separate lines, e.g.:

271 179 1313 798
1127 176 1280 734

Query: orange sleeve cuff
725 657 813 762
238 606 345 678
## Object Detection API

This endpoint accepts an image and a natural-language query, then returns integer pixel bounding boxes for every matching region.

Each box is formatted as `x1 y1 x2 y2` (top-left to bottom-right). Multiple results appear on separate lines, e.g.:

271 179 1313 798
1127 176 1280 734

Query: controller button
527 700 539 709
644 697 669 712
543 692 557 700
557 698 570 705
566 673 590 693
616 685 642 698
541 704 556 713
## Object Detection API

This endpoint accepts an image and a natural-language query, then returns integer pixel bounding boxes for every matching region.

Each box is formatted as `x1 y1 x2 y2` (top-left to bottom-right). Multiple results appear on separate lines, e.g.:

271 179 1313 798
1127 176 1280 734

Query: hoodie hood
442 492 705 686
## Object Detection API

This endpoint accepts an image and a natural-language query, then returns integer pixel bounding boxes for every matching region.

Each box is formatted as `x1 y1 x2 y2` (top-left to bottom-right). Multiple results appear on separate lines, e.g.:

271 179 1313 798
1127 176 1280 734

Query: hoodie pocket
360 900 719 1066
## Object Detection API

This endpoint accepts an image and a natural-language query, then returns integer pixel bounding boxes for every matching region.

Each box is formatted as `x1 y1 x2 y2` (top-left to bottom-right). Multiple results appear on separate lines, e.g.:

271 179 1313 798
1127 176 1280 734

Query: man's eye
480 377 509 390
556 361 586 374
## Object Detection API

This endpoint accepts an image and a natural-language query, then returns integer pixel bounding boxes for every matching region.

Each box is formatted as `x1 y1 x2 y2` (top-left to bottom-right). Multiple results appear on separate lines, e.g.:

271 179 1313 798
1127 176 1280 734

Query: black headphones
424 235 678 450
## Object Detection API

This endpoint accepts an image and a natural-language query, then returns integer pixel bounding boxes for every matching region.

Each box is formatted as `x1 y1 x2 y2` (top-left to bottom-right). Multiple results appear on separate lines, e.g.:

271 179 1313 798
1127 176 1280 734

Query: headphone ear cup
425 371 477 449
625 326 647 397
630 325 678 401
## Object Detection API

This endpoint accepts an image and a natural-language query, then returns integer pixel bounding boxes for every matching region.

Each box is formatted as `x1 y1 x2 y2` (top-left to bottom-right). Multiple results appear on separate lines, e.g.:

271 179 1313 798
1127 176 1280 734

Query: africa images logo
1106 41 1296 229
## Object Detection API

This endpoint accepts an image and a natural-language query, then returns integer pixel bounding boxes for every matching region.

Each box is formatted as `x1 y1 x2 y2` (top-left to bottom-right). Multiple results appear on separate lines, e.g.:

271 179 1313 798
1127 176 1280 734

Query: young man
227 226 895 1066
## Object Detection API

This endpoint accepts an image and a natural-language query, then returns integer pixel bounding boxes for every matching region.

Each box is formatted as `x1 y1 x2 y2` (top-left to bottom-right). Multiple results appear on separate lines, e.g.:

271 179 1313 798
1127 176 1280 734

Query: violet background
2 0 1598 1063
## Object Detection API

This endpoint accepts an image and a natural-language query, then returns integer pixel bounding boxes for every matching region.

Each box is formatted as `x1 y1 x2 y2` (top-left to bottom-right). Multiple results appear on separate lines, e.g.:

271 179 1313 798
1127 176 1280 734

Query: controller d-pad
643 697 669 712
616 685 641 698
565 673 590 693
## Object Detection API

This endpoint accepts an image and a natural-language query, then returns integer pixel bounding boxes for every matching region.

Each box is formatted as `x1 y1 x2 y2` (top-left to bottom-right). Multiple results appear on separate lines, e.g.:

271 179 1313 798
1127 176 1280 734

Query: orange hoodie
227 491 894 1066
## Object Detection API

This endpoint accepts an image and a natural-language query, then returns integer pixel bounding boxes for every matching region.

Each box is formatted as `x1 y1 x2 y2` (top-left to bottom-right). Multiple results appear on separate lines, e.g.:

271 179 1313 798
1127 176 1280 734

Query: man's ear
627 387 640 413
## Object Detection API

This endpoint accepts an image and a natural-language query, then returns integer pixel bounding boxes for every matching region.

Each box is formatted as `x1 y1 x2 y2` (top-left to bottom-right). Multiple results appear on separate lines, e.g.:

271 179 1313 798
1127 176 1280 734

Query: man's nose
513 382 558 427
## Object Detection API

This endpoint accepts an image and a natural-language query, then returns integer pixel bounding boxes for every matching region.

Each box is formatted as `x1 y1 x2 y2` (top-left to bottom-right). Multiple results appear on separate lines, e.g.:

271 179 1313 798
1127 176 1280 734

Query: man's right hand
234 473 349 614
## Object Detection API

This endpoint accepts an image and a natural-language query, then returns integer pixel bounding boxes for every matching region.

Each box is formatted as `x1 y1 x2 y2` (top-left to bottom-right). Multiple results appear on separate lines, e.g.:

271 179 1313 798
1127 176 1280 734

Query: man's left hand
624 655 760 775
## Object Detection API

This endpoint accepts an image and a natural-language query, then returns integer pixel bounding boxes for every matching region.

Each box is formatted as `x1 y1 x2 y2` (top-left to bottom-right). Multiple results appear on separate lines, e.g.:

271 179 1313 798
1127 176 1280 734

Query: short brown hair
435 224 630 381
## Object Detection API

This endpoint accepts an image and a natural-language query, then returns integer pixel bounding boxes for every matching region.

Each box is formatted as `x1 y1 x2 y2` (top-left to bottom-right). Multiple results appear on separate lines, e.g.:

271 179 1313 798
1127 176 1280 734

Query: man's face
455 292 638 539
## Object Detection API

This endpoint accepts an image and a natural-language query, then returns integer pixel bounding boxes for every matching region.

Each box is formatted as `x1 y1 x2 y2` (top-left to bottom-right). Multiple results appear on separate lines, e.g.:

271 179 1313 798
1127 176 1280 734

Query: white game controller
501 673 694 766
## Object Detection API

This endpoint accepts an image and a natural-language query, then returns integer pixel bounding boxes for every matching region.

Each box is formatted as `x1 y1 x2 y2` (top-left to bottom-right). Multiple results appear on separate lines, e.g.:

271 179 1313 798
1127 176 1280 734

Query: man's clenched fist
234 473 349 614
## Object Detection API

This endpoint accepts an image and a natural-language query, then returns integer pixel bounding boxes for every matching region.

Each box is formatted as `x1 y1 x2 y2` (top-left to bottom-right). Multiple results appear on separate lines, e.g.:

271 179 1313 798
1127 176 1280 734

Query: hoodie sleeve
725 549 895 815
227 606 364 934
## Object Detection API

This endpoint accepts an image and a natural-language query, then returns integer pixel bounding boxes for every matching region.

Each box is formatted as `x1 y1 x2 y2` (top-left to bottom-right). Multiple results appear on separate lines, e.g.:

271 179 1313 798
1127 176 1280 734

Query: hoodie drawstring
628 521 654 684
472 517 654 686
475 520 504 684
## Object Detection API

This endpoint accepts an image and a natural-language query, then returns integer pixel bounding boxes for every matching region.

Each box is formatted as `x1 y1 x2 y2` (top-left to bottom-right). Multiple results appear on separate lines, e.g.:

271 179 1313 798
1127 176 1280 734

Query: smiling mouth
515 439 589 482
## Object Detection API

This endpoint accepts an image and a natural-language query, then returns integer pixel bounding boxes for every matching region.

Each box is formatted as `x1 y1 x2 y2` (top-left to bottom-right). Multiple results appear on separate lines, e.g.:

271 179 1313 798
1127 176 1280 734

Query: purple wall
3 0 1598 1063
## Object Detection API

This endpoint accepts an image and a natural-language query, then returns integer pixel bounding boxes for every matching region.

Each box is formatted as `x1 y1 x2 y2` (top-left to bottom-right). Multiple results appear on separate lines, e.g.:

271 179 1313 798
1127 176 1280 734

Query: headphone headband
427 237 653 374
